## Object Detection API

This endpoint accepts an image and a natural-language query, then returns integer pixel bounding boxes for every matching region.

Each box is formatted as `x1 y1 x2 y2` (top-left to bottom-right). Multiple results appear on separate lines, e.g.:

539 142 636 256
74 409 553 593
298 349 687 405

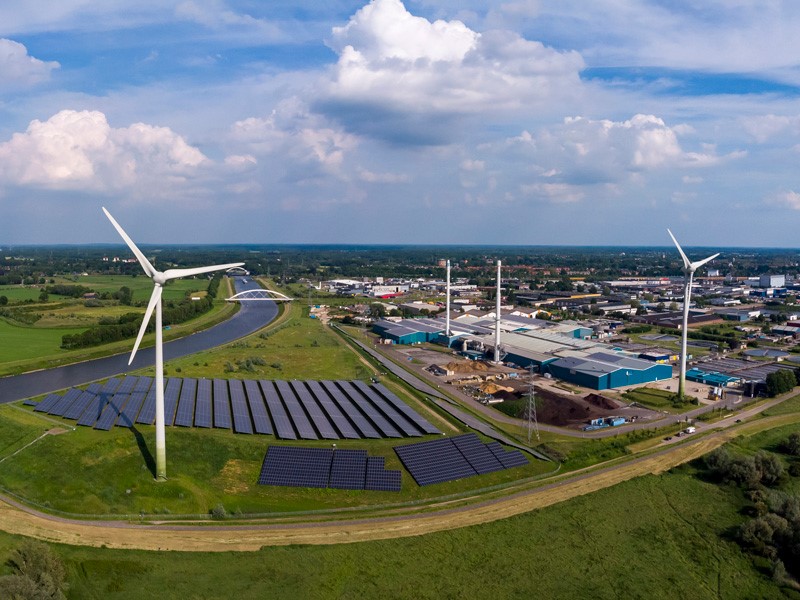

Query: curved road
0 277 277 402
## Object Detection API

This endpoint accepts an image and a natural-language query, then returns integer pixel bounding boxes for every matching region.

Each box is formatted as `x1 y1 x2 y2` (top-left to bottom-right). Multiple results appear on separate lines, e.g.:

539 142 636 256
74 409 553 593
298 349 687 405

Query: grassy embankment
0 451 788 598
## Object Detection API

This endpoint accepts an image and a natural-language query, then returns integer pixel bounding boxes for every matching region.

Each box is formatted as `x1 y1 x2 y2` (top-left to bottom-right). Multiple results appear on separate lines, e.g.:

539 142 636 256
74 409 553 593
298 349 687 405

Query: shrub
210 504 227 520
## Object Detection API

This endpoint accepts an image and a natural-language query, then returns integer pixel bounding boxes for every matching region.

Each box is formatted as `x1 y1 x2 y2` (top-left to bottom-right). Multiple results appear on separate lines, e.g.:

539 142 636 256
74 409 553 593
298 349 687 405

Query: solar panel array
257 446 401 491
29 378 439 440
394 434 529 486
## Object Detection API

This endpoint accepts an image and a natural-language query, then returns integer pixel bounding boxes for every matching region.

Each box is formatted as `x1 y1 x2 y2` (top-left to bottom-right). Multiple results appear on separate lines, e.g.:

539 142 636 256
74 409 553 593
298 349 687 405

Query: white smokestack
446 259 451 338
495 260 501 363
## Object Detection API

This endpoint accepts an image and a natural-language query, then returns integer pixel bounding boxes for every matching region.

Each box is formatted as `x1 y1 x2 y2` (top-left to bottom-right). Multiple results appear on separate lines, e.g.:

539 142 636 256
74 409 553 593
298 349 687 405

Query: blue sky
2 0 800 247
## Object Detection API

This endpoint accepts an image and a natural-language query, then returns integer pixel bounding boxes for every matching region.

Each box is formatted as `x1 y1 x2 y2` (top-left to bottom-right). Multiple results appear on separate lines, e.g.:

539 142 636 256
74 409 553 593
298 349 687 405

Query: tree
780 432 800 457
0 295 7 306
369 303 386 319
0 540 67 600
766 370 796 397
754 451 785 487
38 289 49 302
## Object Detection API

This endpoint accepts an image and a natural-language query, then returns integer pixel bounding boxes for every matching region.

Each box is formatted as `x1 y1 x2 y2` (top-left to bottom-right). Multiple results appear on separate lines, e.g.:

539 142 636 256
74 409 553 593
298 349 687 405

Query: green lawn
0 465 782 599
622 386 695 413
0 319 86 363
162 302 372 381
0 286 42 302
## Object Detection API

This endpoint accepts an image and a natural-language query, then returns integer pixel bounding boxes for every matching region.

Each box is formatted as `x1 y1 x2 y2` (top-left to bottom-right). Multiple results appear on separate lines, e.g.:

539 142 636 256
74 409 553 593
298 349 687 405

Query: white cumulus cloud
231 100 357 177
0 109 207 192
0 39 59 90
322 0 584 143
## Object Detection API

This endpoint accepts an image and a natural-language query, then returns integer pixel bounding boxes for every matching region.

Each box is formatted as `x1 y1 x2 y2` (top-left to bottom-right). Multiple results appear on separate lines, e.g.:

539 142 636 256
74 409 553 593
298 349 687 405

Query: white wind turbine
667 229 720 400
103 207 244 481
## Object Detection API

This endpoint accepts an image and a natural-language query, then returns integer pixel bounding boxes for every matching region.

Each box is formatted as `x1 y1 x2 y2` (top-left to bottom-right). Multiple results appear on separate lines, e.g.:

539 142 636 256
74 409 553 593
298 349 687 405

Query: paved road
0 277 277 402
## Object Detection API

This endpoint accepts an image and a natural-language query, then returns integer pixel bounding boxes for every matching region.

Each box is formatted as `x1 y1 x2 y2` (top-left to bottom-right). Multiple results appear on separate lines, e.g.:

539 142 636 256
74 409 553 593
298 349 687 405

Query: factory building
546 352 673 391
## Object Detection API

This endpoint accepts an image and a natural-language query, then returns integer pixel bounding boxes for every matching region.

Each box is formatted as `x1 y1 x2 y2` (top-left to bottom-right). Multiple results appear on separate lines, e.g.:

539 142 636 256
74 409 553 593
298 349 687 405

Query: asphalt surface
0 277 278 403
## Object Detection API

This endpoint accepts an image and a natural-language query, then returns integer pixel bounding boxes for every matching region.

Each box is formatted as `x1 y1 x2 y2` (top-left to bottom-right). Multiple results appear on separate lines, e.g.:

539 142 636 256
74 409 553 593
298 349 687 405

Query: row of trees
765 369 800 397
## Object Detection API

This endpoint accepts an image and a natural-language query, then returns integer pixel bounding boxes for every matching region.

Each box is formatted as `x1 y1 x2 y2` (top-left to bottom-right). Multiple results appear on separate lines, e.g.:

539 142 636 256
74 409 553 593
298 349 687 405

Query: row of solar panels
257 446 402 492
31 376 440 440
394 433 529 486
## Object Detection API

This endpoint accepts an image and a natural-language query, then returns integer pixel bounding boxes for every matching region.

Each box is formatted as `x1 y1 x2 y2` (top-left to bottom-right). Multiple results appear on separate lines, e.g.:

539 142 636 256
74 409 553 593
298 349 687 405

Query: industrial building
546 352 673 391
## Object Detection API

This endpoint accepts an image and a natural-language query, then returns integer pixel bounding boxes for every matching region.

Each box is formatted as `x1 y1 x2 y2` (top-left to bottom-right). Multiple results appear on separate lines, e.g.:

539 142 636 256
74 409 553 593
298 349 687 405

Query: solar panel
486 442 529 469
350 380 420 437
133 377 153 394
161 378 182 426
115 376 139 395
275 381 317 440
289 381 338 439
336 381 402 438
371 383 440 435
174 378 197 427
213 379 232 429
329 449 367 489
258 446 333 488
94 393 129 431
394 437 477 486
46 388 84 417
77 378 121 427
194 379 212 428
260 380 296 439
305 381 360 439
365 456 402 492
320 380 380 439
228 379 253 434
452 433 504 475
60 383 102 420
33 394 61 413
63 390 96 421
118 391 145 427
244 379 272 435
22 399 37 407
136 381 158 425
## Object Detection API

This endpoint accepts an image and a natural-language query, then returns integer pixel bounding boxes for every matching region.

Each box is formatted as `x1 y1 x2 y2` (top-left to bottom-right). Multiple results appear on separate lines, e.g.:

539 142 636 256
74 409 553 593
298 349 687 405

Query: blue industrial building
546 352 673 390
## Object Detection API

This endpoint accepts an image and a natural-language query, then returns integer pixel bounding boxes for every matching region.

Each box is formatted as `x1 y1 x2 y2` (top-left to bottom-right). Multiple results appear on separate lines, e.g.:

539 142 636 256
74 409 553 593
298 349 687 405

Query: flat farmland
0 320 86 363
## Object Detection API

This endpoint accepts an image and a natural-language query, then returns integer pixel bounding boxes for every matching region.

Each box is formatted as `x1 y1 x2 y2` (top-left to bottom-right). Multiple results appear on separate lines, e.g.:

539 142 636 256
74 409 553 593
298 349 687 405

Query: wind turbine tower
667 229 720 400
494 260 501 364
445 259 451 338
103 208 244 481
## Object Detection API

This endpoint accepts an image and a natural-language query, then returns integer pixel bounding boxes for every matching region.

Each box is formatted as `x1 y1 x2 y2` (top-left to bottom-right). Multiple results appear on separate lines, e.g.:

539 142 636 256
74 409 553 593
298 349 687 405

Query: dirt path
1 414 794 552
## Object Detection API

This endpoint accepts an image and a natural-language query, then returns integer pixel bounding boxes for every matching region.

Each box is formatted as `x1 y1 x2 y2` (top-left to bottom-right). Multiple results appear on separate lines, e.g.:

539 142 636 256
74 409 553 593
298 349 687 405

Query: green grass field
0 464 783 599
0 319 86 363
162 302 372 381
0 286 42 302
622 386 695 413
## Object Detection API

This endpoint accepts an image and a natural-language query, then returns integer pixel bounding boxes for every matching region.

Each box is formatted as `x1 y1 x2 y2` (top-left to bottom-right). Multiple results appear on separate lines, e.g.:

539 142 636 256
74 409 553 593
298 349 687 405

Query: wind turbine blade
162 262 245 280
667 228 691 269
691 253 720 271
102 207 157 278
129 285 162 365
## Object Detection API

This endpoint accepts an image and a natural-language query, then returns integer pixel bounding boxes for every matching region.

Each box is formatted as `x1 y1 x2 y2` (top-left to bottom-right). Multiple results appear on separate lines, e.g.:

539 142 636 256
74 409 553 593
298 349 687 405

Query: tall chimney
495 260 501 363
445 259 451 338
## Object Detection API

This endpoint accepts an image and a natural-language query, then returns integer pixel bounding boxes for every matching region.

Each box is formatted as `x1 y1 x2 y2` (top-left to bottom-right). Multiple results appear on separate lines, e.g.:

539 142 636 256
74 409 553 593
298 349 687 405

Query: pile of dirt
480 382 514 395
445 361 490 373
584 393 624 410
